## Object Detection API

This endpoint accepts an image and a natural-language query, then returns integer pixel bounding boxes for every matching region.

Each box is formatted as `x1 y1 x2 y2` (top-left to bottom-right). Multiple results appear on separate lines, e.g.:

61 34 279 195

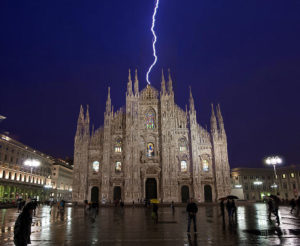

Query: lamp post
265 156 282 192
253 180 263 201
24 159 40 174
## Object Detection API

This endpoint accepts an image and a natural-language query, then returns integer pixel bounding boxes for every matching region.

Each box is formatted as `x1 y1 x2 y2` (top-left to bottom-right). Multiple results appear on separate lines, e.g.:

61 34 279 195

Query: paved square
0 203 299 245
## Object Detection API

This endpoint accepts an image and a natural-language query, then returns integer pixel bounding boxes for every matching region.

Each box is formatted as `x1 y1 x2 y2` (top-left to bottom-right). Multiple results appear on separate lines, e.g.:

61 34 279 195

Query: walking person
84 200 89 216
232 200 237 221
171 201 175 214
267 198 274 220
220 200 225 222
290 199 296 214
273 197 280 224
152 203 158 224
17 199 23 213
226 200 233 223
186 198 198 234
296 196 300 216
14 202 35 246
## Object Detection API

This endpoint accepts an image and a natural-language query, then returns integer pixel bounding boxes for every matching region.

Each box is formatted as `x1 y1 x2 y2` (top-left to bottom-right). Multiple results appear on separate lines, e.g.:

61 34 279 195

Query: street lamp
253 180 263 185
24 159 40 174
270 183 278 189
265 156 282 191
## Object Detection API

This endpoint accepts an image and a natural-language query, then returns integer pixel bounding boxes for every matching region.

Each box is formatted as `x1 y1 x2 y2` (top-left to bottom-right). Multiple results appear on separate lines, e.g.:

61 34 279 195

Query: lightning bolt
146 0 160 85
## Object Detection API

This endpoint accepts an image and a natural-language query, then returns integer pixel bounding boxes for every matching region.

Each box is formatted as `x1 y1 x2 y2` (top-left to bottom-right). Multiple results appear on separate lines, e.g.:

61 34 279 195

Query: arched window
181 160 187 172
179 138 187 152
145 108 155 129
92 161 100 172
202 160 209 172
115 161 122 172
115 138 122 153
147 143 154 157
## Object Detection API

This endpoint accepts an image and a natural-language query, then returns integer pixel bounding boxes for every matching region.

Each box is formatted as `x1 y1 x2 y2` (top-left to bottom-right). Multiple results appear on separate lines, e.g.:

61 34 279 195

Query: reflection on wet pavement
0 203 299 245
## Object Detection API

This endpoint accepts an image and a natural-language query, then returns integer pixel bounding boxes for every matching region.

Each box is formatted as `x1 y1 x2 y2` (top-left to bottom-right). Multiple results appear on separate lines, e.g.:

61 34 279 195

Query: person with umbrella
151 199 159 223
219 199 225 222
268 195 280 224
14 202 35 246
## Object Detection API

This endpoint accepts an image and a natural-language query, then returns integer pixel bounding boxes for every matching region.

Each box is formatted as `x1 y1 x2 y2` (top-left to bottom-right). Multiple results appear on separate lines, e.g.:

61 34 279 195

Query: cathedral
72 69 231 204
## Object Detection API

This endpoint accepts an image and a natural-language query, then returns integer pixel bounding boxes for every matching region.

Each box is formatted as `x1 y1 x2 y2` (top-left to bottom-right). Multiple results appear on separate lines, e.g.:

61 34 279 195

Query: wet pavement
0 203 300 245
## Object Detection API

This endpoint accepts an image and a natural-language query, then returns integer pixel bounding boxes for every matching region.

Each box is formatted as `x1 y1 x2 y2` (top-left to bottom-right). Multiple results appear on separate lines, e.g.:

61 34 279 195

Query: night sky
0 1 299 168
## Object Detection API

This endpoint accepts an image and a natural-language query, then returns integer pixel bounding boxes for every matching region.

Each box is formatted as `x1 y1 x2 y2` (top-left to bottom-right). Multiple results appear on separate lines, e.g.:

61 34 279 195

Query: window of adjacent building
181 160 187 172
283 183 287 189
245 183 248 190
291 173 295 178
282 174 286 179
179 138 187 152
262 176 265 180
4 155 7 161
292 183 296 189
115 161 122 172
10 157 13 163
235 176 238 180
92 161 100 172
251 184 254 190
250 176 253 180
147 143 154 157
244 176 247 179
145 108 155 129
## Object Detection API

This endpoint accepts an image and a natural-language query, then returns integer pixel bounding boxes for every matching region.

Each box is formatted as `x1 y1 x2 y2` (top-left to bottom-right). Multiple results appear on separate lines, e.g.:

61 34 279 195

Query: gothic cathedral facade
72 69 231 203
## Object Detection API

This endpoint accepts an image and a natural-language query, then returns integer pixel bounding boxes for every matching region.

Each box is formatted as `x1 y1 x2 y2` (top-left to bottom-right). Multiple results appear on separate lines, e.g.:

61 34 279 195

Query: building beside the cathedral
72 69 231 204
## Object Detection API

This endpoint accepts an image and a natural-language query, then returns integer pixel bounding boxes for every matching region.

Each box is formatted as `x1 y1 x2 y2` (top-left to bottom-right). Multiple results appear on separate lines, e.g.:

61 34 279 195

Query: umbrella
269 195 280 201
227 195 239 200
150 199 159 204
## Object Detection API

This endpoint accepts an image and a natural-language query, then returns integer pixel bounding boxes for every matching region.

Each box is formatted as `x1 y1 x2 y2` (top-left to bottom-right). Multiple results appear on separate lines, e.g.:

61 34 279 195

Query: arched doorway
181 185 190 203
113 186 121 201
146 178 157 199
91 186 99 203
204 185 212 202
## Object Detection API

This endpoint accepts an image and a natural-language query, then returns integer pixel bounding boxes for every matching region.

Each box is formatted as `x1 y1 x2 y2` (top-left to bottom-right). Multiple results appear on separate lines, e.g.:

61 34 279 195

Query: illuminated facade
50 159 73 201
0 134 53 202
231 166 300 201
72 70 231 203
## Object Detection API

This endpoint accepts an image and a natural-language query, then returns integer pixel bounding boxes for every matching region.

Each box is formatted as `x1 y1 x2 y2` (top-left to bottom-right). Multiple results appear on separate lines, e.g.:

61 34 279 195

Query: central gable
140 84 159 100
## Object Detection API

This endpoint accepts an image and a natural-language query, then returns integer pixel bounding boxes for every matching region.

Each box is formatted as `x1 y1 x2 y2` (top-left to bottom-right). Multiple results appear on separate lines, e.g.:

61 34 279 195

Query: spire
85 104 90 124
161 69 166 95
210 104 217 132
92 124 95 135
167 68 173 94
216 104 225 132
189 86 195 112
106 87 111 113
216 104 224 123
127 69 133 96
77 105 84 125
134 68 139 95
84 105 90 135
